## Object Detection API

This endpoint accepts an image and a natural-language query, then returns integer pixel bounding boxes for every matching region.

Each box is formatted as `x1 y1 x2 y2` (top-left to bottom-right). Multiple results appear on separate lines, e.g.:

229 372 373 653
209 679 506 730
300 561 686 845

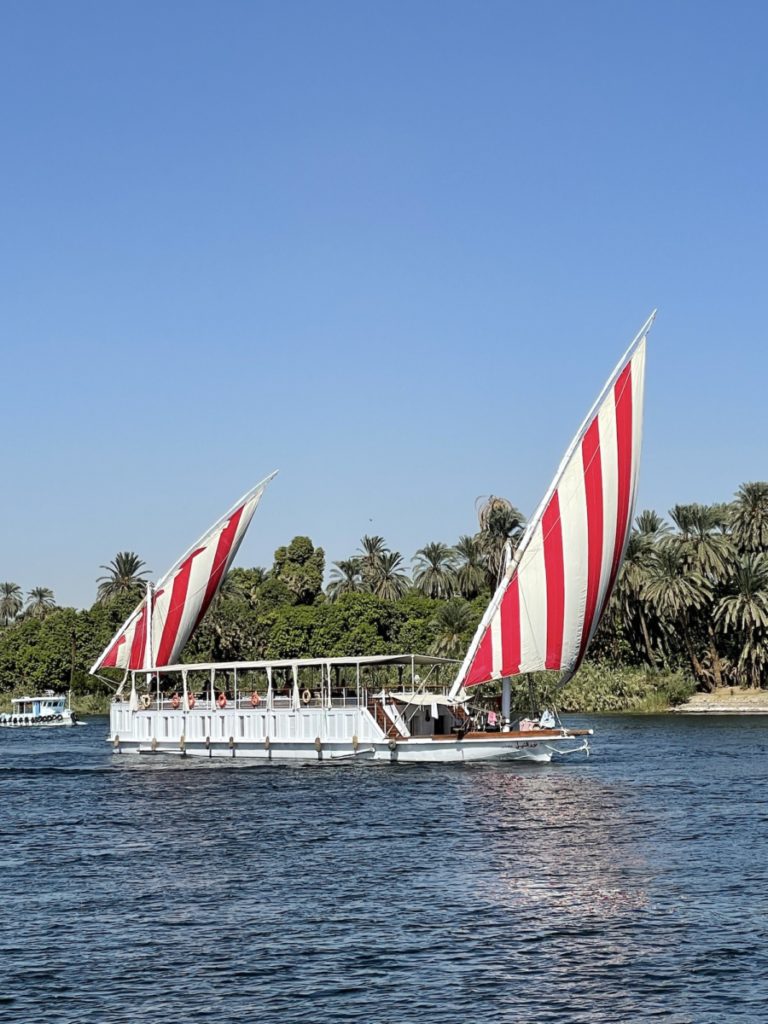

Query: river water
1 713 766 1023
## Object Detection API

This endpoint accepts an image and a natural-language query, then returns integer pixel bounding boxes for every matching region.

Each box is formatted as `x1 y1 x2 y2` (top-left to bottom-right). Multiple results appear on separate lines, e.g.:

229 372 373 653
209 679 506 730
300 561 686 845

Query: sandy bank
673 687 768 714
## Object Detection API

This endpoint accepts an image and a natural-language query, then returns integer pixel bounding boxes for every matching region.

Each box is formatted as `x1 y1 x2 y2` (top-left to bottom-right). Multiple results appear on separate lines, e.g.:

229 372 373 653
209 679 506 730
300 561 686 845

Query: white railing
126 695 366 712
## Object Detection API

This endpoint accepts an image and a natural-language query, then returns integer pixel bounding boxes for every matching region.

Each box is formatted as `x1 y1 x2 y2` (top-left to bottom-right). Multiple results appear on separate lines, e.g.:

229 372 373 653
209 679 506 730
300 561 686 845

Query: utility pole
69 629 77 689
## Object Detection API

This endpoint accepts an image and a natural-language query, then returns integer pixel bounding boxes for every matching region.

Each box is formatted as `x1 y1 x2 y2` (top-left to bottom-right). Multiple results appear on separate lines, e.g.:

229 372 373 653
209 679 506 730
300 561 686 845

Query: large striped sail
449 314 654 697
90 472 277 673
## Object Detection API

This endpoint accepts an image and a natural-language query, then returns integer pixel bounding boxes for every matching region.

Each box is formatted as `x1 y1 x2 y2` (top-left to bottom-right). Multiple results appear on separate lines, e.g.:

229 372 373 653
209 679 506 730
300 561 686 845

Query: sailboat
103 313 653 762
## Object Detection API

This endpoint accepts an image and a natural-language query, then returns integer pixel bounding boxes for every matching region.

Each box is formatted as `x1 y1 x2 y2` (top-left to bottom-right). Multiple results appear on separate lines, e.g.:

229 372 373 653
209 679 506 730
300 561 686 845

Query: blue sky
2 0 766 608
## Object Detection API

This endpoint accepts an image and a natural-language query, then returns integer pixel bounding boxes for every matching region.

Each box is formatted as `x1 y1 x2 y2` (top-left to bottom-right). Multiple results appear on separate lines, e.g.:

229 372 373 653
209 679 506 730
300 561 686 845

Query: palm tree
715 553 768 688
96 552 151 604
368 551 410 601
453 535 486 600
25 587 57 620
730 482 768 554
667 503 734 686
612 532 659 668
477 496 525 587
413 542 457 599
635 509 671 537
643 545 713 686
669 503 733 578
430 598 474 658
327 559 364 601
357 535 388 586
0 582 23 625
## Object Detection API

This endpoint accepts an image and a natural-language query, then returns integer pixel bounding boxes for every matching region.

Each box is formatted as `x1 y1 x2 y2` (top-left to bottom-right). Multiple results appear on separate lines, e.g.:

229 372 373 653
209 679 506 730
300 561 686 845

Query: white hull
109 703 589 764
0 713 75 728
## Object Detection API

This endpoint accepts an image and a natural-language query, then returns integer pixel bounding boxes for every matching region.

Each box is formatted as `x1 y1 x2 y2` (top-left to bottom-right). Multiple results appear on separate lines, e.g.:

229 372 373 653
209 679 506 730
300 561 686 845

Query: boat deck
428 728 591 741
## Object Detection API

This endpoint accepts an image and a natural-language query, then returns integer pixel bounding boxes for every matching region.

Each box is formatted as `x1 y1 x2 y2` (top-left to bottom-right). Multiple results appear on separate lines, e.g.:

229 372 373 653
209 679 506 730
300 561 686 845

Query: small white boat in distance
100 312 654 763
0 692 76 728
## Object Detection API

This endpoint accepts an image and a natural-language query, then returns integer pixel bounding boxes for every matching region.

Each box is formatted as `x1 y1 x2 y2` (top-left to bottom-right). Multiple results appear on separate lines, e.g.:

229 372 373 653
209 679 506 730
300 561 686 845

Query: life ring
187 693 196 710
170 693 180 710
140 694 151 710
250 691 261 708
217 692 227 709
301 689 311 705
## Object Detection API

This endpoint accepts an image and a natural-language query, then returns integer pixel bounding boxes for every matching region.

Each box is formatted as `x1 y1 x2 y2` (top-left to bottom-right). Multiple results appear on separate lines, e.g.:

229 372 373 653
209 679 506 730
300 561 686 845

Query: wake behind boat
99 312 654 763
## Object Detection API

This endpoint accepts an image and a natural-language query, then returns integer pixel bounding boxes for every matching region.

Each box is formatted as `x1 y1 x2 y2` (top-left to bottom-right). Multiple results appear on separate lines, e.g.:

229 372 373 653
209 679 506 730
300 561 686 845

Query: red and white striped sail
90 473 277 673
449 314 654 695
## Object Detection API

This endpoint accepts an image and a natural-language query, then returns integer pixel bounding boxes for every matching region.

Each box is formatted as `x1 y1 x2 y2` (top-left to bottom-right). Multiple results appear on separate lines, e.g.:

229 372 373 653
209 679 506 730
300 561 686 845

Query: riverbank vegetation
1 482 766 713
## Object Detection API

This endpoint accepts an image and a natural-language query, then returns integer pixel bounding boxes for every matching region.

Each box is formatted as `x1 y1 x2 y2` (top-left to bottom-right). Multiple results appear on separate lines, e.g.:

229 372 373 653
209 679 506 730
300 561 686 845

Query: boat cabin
12 693 68 717
112 653 471 739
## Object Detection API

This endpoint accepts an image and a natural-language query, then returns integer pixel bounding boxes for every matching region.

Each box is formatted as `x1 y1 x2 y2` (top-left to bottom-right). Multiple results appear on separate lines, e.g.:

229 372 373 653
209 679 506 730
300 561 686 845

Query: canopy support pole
291 664 300 710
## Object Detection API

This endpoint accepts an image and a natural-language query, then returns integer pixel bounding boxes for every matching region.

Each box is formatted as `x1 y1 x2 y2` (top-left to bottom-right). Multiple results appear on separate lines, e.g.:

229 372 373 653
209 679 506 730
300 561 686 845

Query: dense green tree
96 552 150 604
2 480 767 704
218 567 268 606
253 575 296 610
231 566 269 591
0 608 81 692
188 603 270 663
273 536 324 604
314 593 401 658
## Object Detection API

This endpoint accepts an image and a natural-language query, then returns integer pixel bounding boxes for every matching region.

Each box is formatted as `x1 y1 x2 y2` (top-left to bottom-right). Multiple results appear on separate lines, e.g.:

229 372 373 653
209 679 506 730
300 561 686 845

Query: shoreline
671 688 768 715
3 685 768 718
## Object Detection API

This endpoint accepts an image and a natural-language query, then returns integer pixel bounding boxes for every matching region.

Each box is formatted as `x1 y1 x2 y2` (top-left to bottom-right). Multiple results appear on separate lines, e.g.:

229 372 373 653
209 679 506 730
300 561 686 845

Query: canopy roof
12 694 65 703
387 691 467 707
151 653 459 674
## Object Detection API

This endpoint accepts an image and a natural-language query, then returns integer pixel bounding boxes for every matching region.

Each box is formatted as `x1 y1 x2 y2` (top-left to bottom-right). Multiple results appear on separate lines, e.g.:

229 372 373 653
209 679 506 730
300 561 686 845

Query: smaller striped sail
449 314 654 696
90 472 277 673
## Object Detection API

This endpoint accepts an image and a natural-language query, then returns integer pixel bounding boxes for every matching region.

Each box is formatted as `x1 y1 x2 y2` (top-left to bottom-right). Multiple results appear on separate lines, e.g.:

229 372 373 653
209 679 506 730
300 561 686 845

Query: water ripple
1 714 767 1022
